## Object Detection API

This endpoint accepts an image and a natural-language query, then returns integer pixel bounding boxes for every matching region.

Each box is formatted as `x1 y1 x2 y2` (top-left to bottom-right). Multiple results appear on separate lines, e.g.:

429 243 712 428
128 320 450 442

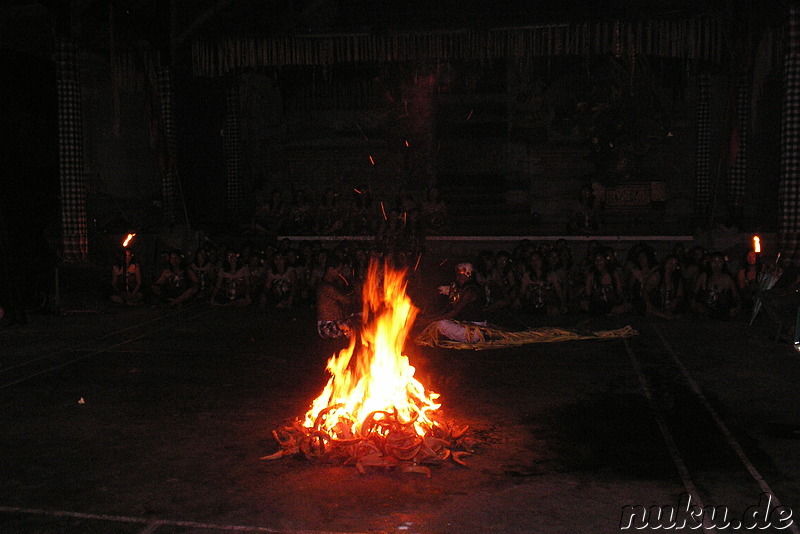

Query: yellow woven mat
415 322 637 350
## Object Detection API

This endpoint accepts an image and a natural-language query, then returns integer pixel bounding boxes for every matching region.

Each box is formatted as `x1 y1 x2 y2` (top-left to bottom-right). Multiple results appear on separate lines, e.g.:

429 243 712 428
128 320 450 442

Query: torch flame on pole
753 235 761 254
122 233 136 247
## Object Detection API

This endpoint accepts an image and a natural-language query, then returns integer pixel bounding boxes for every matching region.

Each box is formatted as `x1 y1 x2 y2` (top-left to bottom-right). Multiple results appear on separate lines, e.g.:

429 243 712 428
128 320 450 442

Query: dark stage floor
2 271 800 533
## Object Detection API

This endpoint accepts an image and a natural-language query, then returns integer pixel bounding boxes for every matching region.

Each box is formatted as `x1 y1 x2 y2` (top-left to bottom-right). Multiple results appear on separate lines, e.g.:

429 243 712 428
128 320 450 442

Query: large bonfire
263 258 471 475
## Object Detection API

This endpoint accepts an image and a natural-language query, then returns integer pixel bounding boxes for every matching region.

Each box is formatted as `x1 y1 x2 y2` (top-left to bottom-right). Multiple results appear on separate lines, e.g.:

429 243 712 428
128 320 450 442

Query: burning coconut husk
262 258 474 476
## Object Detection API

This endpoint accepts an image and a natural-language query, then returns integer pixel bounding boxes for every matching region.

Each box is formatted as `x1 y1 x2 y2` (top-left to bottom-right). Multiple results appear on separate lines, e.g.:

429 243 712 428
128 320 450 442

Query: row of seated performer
414 242 780 344
111 238 781 340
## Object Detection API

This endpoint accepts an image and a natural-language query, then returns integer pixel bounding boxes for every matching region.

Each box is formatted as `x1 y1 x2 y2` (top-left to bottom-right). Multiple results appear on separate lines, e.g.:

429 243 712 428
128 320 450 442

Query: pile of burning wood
261 259 474 476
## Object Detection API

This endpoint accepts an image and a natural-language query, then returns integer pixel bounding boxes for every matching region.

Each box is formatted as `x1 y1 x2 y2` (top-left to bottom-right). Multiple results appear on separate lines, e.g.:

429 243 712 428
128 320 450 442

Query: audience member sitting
346 187 377 236
643 255 686 319
151 250 198 307
568 184 602 234
691 251 741 318
247 189 287 236
212 249 252 307
110 247 143 306
379 188 423 255
286 189 314 235
421 186 448 233
316 187 346 235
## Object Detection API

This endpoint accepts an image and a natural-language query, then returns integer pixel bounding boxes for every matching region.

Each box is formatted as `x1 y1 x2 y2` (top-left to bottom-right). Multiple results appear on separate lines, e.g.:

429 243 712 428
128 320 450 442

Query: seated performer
212 249 252 307
581 250 628 315
691 251 741 318
110 247 143 305
736 250 763 311
316 256 356 339
189 248 217 302
151 250 198 307
432 262 487 343
643 255 686 319
260 251 297 309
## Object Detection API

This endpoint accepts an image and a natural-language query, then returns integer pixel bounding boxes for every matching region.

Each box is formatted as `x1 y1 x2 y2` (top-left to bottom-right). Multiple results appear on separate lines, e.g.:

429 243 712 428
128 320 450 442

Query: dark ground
1 259 800 533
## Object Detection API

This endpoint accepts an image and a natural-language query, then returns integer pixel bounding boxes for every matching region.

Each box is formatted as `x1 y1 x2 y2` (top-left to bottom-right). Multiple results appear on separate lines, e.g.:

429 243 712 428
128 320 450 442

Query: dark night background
0 0 793 306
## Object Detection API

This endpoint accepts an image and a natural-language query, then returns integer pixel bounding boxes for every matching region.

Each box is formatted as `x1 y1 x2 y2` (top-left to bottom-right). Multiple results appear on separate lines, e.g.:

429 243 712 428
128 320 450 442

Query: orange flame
304 259 440 438
753 235 761 253
122 233 136 247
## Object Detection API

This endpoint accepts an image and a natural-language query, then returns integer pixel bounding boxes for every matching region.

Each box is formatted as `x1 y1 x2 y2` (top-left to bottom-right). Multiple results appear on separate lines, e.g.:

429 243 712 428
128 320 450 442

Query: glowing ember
122 233 136 247
264 258 471 474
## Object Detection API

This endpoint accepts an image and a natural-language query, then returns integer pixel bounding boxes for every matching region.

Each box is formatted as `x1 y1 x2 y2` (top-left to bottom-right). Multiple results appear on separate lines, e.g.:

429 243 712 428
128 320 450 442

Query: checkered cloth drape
780 2 800 258
56 38 88 262
157 66 179 224
224 83 243 215
694 72 712 213
728 76 749 209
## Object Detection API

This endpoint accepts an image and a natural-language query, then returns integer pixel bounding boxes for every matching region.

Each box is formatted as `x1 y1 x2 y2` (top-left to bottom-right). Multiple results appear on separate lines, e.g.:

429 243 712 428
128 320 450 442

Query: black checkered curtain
157 66 179 224
780 2 800 258
694 72 712 214
56 38 89 262
224 83 243 215
727 76 750 212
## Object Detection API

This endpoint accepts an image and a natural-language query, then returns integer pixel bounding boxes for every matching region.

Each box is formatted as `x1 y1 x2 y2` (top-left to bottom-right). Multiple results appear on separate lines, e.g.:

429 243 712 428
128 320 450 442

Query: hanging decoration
191 18 731 77
156 66 180 225
56 38 89 263
694 72 712 215
728 75 750 212
779 2 800 260
224 82 244 215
